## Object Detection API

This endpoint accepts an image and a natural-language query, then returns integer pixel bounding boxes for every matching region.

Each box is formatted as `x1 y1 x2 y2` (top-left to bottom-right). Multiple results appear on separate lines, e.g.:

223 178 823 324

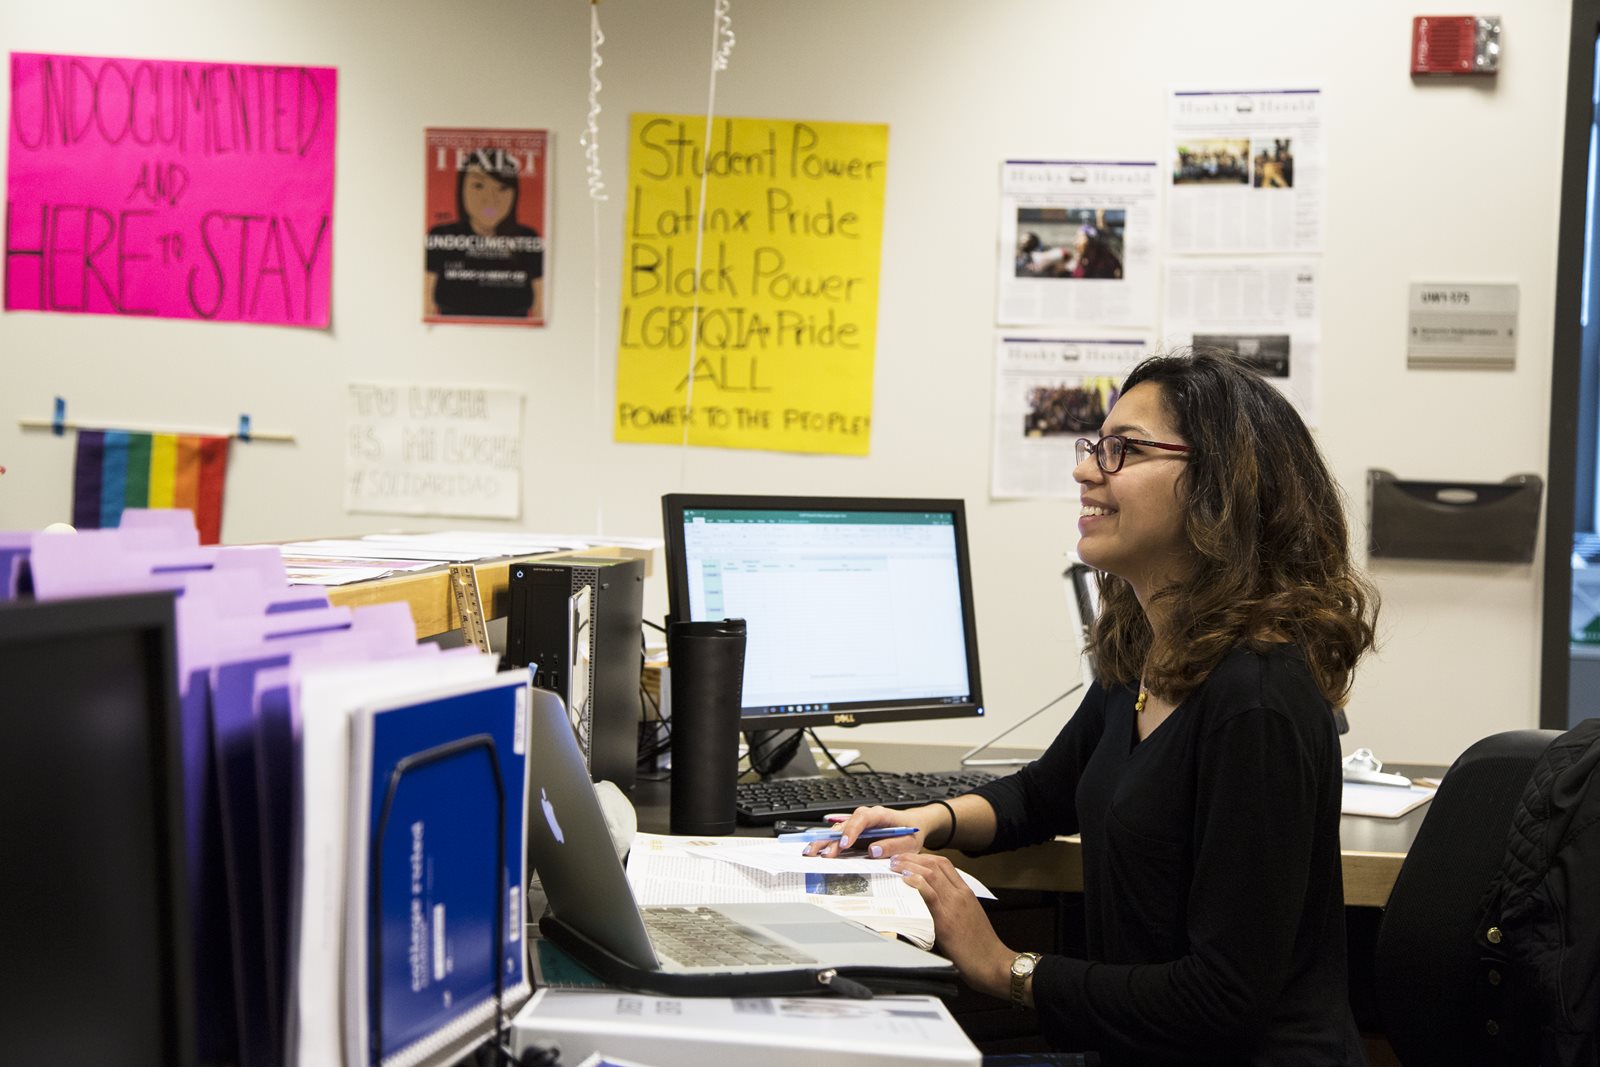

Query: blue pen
777 825 920 844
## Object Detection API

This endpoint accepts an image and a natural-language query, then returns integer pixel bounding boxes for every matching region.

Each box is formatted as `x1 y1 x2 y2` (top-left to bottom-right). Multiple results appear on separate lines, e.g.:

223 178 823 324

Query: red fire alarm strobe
1412 16 1502 74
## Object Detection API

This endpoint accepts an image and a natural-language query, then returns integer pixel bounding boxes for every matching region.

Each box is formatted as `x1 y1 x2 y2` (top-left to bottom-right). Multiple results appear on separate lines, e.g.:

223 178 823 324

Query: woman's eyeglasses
1074 434 1193 474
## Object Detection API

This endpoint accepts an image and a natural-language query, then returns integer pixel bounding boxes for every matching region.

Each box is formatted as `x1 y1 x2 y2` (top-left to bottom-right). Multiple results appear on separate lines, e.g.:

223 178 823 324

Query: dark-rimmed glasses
1074 434 1193 474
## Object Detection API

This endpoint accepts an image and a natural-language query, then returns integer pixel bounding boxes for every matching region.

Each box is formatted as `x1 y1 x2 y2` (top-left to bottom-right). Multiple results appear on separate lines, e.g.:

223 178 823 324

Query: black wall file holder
1367 469 1543 563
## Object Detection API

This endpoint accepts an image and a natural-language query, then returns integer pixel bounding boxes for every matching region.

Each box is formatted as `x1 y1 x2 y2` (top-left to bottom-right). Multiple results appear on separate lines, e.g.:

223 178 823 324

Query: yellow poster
615 114 888 455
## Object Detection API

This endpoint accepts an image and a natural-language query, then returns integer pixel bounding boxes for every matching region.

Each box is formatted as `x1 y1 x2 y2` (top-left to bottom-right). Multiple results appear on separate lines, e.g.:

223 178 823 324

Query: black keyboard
734 768 999 825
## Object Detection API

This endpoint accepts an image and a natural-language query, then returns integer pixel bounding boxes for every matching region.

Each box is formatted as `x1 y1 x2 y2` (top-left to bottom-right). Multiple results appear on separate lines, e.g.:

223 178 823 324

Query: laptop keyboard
735 768 999 824
642 907 817 968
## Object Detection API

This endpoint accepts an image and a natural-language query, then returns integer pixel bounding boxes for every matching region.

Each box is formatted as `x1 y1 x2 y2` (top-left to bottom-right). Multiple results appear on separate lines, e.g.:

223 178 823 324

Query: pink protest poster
4 52 337 328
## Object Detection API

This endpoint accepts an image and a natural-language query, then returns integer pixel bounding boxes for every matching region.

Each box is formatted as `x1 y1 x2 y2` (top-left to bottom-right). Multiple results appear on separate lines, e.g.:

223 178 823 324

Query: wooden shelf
323 545 654 641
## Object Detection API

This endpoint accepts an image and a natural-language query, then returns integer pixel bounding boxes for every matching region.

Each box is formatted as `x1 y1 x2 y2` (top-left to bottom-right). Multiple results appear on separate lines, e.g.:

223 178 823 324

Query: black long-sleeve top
969 645 1364 1066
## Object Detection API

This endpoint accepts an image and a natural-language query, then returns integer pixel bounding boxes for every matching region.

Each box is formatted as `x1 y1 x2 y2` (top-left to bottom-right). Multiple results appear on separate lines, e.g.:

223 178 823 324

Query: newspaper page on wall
1163 258 1321 424
997 161 1159 327
1167 90 1324 254
991 336 1151 499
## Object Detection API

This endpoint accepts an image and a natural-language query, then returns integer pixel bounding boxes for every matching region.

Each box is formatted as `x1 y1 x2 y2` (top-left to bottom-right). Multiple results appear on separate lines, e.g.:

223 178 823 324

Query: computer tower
504 554 644 790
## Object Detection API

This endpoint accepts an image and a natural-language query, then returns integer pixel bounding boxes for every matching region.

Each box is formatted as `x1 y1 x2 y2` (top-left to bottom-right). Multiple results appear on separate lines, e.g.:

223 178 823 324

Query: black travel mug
668 618 747 835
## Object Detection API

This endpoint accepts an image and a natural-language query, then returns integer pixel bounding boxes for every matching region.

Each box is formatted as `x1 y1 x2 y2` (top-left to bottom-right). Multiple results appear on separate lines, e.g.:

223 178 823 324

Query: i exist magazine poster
424 128 548 327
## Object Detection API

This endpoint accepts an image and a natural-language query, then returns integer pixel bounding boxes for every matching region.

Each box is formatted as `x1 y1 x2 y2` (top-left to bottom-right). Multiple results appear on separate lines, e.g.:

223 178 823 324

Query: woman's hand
890 851 1015 1000
802 804 931 858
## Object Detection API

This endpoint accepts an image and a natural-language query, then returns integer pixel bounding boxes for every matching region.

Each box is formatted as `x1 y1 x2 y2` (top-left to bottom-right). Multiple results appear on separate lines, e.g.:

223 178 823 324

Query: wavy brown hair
1089 350 1379 707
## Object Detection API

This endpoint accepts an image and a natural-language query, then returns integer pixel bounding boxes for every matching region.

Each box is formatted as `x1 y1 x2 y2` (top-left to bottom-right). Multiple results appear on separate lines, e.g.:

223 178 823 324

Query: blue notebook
344 672 531 1067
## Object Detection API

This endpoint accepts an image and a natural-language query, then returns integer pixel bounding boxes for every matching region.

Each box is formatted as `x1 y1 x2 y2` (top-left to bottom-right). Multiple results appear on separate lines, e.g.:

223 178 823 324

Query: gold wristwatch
1008 951 1042 1007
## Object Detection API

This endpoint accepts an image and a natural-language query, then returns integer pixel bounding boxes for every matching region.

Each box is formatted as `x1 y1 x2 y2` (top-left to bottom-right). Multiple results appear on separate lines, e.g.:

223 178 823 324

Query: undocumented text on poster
5 52 336 327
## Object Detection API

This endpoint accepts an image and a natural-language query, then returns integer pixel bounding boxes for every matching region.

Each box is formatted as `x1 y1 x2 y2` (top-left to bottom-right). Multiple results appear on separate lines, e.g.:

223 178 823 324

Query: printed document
1162 258 1321 424
626 833 935 947
991 337 1151 499
997 160 1159 327
678 837 996 898
1168 89 1325 254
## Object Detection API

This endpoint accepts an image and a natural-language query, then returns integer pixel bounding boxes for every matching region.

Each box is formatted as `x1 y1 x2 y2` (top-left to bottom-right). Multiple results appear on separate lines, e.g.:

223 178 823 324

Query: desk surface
630 742 1430 909
314 552 1422 905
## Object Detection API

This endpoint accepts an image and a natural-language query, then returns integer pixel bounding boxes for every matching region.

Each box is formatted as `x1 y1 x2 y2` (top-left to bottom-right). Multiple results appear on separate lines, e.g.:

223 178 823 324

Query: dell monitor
0 590 196 1067
661 494 986 742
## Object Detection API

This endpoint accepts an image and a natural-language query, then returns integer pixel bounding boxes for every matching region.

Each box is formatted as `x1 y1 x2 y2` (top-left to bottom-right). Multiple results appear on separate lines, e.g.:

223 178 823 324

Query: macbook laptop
524 687 956 997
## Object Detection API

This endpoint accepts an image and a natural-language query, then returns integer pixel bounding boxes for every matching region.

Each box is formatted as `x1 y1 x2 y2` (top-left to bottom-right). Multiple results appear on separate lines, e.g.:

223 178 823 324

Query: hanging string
580 0 607 203
584 0 609 533
679 0 737 472
711 0 735 71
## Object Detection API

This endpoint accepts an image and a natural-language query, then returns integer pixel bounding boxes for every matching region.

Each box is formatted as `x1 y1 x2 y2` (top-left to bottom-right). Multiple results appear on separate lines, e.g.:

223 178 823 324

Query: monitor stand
744 727 821 778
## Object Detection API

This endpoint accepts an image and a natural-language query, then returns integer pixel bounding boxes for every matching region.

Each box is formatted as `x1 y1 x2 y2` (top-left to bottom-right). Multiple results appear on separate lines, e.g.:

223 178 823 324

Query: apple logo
541 787 564 844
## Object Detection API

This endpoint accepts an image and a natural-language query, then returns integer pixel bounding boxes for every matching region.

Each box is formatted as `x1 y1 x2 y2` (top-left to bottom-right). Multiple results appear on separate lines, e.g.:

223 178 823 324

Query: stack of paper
277 531 663 586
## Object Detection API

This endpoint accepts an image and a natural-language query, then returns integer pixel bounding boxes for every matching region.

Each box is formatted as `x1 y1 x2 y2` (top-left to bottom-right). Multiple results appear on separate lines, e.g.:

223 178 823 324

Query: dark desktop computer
503 553 645 790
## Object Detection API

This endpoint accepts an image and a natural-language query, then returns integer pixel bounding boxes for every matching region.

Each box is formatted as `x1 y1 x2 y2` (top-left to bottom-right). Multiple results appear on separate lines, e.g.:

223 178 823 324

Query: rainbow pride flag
72 430 230 543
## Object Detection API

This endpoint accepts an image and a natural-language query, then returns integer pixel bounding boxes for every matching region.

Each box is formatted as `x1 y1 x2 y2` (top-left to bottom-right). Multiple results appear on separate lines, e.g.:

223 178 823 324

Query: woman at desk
816 351 1378 1065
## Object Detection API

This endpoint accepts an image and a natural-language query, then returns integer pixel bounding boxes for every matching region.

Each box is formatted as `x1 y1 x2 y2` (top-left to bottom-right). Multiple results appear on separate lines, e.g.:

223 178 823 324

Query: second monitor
661 494 986 738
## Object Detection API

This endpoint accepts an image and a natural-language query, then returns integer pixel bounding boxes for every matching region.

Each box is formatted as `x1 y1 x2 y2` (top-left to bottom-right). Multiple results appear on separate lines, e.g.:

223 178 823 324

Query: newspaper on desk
626 833 996 949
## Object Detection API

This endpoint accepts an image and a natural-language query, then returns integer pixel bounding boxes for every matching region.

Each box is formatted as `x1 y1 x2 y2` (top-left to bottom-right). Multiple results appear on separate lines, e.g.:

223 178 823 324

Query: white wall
0 0 1574 764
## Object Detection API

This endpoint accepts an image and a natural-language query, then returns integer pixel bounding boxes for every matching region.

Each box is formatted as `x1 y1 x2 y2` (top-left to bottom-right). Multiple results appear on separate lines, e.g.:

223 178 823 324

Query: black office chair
1372 728 1561 1066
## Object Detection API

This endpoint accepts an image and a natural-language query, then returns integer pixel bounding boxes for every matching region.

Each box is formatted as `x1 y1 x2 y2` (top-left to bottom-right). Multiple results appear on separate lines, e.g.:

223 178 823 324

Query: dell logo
832 712 856 724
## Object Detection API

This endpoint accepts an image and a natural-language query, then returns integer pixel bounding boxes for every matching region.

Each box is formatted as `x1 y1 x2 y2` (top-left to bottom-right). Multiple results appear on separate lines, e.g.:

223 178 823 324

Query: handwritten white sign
345 382 524 518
